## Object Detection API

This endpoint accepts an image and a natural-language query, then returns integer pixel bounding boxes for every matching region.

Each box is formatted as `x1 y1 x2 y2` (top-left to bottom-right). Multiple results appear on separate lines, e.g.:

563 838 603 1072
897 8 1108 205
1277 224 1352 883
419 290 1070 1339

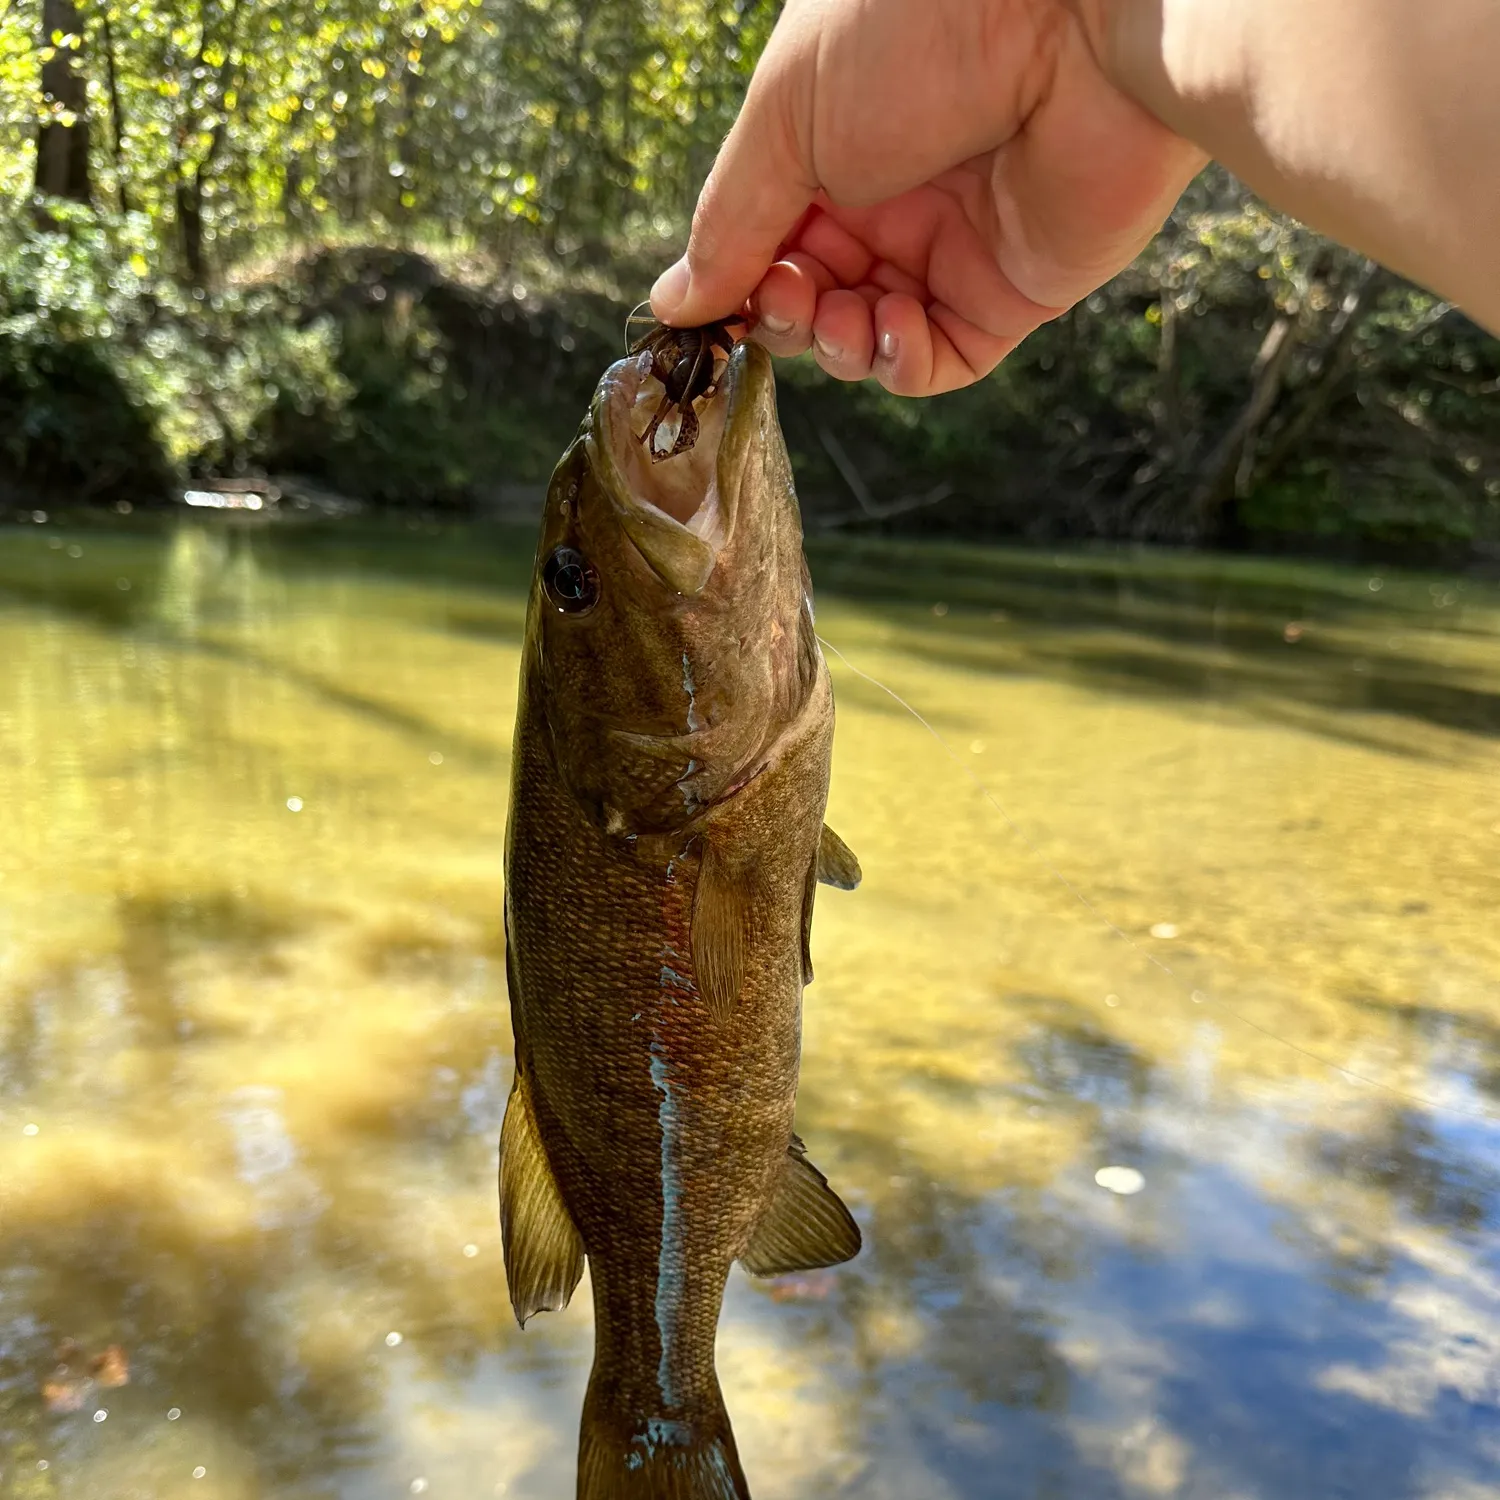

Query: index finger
650 61 819 327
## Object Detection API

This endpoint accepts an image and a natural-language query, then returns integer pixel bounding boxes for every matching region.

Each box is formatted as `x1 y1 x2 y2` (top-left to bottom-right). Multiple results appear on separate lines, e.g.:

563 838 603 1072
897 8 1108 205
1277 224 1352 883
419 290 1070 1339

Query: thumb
650 57 818 326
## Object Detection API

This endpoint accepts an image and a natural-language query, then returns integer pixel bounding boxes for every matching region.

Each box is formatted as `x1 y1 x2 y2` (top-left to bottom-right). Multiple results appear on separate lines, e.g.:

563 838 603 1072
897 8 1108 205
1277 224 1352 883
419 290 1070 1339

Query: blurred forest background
1 0 1497 559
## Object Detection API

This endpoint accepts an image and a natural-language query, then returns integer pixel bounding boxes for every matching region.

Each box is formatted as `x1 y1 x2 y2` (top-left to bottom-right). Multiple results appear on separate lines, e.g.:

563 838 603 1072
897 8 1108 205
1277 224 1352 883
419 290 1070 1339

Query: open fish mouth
588 340 768 597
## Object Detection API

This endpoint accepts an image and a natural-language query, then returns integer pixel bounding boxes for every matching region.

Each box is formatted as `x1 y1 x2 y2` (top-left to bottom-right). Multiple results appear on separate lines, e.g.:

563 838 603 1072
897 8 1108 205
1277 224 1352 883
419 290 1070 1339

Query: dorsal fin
816 825 862 889
498 1070 585 1327
692 839 746 1023
741 1136 862 1276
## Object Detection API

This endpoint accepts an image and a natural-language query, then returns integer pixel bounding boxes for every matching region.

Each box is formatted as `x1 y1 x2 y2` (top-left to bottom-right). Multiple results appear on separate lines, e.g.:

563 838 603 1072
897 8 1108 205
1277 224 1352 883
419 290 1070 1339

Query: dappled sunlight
2 522 1498 1497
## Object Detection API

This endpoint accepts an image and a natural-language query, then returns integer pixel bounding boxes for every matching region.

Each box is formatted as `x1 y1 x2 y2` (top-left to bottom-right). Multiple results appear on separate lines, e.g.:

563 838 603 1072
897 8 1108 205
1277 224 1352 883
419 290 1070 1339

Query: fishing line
817 632 1498 1126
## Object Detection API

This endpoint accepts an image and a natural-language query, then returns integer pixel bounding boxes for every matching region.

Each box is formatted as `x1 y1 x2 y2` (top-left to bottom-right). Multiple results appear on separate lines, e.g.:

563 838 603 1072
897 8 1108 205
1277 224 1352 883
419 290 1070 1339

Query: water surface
2 519 1498 1499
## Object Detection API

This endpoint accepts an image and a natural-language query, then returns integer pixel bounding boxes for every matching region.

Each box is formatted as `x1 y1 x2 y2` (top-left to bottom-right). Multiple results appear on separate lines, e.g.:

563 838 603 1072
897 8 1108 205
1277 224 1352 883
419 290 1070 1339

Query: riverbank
3 234 1497 566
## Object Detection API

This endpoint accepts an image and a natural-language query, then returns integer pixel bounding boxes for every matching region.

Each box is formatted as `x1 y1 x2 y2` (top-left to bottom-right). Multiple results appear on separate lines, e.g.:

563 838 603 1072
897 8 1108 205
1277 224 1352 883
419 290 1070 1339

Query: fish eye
543 546 600 614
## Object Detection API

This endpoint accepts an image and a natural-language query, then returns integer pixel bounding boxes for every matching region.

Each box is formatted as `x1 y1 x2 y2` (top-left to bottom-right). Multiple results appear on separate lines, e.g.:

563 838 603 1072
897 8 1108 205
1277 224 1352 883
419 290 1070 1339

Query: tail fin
578 1379 749 1500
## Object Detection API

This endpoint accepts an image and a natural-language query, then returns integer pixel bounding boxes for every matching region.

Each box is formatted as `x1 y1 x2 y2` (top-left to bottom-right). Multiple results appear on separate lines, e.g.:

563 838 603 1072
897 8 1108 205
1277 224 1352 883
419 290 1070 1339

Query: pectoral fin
692 840 746 1023
817 825 862 890
498 1071 584 1327
800 856 817 986
741 1135 862 1276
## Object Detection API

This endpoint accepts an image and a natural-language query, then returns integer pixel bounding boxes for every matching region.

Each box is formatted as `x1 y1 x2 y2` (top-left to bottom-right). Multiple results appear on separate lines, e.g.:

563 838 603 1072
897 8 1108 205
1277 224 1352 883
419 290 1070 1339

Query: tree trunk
394 23 425 242
34 0 92 207
1191 312 1300 537
173 0 244 283
1256 261 1387 486
101 12 131 212
1154 292 1183 456
176 175 206 284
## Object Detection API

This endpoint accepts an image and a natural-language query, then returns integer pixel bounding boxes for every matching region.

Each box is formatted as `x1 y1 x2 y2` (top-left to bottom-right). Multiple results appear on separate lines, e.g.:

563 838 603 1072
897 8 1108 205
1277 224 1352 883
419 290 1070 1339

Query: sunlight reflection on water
0 518 1497 1499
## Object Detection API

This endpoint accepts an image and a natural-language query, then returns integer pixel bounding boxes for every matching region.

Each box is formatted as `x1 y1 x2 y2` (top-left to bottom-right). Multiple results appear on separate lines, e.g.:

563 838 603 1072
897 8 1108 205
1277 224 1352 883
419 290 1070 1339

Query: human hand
649 0 1206 395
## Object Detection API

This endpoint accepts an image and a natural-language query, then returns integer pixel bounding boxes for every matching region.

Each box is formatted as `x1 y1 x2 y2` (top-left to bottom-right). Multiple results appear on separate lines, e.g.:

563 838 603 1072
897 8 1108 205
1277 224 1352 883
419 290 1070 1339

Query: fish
499 328 865 1500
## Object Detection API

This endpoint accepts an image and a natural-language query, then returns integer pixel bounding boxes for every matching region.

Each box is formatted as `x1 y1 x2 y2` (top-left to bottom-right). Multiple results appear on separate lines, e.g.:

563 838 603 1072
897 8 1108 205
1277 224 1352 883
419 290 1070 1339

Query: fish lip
587 340 769 597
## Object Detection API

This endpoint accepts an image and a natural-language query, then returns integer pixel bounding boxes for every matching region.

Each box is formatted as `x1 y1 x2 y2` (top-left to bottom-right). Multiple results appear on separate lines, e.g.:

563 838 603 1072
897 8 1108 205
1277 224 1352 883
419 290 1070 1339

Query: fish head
525 338 820 835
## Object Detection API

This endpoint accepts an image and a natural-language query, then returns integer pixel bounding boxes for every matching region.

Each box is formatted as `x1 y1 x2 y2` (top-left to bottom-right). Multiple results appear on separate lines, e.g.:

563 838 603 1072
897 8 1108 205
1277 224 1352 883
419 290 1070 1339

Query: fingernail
814 335 842 365
650 259 690 316
756 311 794 336
878 328 899 363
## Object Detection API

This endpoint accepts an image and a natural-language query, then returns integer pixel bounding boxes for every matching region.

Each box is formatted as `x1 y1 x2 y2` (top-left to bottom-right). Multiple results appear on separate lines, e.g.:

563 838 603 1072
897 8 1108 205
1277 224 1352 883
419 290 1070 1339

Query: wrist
1077 0 1500 333
1073 0 1251 150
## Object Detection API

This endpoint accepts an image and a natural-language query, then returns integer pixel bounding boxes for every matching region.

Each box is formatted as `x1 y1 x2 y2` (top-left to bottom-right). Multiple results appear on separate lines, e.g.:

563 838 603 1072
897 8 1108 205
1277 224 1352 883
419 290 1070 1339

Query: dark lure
626 314 741 462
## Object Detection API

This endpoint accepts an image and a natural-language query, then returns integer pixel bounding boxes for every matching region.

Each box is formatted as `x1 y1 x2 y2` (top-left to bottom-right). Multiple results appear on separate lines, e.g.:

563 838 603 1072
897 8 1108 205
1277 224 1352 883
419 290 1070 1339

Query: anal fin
817 825 862 890
741 1135 862 1277
498 1071 584 1327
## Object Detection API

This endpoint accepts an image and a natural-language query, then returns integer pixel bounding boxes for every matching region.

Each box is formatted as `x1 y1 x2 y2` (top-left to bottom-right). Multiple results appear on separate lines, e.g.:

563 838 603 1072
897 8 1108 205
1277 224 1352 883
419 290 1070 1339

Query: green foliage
780 170 1500 557
259 246 622 505
0 206 169 502
0 3 42 202
1239 473 1486 554
0 332 165 504
0 2 1494 558
0 206 348 499
1 0 773 267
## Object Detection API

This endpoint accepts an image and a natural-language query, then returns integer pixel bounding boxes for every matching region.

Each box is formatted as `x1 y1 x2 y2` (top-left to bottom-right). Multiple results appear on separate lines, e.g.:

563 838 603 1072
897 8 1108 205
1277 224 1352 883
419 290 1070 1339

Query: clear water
1 519 1497 1500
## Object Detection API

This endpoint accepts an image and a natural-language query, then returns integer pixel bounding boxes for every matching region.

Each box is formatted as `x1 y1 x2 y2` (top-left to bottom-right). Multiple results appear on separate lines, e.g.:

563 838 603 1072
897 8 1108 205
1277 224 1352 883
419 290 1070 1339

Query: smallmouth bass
499 330 864 1499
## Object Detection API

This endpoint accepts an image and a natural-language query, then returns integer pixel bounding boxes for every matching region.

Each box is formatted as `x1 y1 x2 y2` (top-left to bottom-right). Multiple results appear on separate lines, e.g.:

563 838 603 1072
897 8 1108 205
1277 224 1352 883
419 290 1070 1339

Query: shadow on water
806 976 1500 1496
0 517 539 618
0 519 1497 1497
0 883 533 1495
776 1075 1500 1498
0 523 525 773
185 633 515 770
8 523 1498 747
807 536 1498 639
3 892 1499 1496
809 537 1500 746
7 936 1497 1497
1347 996 1500 1110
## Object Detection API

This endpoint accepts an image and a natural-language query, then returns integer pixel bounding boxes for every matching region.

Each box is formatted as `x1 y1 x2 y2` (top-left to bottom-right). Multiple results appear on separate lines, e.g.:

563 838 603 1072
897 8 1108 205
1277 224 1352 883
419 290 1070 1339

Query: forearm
1085 0 1500 332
